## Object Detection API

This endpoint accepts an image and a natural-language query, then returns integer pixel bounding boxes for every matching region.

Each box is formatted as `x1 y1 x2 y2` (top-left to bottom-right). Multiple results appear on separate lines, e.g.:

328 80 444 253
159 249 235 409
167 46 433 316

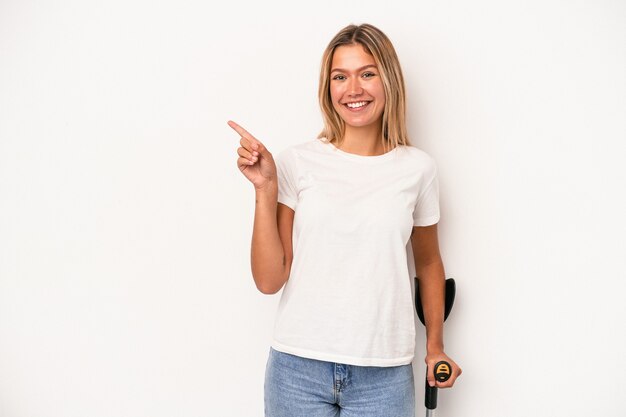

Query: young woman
228 23 461 417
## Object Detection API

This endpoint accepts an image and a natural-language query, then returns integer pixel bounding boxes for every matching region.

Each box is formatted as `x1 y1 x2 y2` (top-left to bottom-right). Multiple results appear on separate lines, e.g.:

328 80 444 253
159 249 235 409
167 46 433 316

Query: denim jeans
264 347 415 417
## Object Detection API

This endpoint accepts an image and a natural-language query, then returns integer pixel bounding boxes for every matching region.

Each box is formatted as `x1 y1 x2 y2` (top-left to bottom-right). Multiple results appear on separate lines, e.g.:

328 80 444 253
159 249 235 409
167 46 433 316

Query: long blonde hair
318 23 410 152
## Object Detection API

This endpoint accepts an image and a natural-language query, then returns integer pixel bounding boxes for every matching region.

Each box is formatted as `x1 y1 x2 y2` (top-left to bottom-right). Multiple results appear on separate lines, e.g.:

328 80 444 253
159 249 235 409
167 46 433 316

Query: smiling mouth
344 101 371 111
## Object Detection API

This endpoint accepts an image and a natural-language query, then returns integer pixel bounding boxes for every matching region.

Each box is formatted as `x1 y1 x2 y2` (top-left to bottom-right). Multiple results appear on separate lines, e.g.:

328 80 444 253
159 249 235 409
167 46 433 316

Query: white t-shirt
272 138 440 367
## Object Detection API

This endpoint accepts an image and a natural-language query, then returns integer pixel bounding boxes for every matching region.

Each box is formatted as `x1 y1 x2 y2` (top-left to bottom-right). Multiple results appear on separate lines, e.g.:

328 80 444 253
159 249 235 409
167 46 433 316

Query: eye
362 72 376 78
332 74 346 81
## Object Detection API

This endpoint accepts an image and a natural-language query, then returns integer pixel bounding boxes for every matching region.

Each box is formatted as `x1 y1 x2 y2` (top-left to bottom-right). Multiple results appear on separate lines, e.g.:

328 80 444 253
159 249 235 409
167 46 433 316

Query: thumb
426 365 436 387
254 140 272 158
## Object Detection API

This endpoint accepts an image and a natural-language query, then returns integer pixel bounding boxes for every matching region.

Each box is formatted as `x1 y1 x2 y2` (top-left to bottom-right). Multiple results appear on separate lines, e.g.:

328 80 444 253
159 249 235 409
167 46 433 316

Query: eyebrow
330 64 378 73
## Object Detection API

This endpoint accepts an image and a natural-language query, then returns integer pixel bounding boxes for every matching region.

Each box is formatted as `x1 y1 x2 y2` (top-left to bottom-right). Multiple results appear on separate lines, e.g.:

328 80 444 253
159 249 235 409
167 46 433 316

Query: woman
228 23 461 417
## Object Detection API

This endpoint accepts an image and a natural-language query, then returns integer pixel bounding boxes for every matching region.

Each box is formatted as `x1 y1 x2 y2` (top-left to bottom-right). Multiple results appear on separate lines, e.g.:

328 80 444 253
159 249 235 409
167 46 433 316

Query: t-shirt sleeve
413 157 440 226
275 148 298 210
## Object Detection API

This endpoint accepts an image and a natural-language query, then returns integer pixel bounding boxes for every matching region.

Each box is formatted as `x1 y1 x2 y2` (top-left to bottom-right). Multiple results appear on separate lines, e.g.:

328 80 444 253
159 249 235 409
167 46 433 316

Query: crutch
414 277 456 417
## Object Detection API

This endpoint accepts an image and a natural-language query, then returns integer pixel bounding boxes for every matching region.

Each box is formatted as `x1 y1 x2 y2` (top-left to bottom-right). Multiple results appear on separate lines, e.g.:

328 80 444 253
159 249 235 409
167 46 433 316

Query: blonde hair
317 23 410 152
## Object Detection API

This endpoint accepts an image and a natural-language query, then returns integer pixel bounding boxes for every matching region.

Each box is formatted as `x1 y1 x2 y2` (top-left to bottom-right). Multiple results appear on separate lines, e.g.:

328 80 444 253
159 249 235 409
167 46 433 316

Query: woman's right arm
228 120 294 294
252 190 294 294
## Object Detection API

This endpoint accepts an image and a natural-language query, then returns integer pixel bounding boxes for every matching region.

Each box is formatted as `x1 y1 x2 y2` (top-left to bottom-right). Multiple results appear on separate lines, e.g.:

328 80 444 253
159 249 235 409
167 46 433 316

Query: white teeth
346 101 368 108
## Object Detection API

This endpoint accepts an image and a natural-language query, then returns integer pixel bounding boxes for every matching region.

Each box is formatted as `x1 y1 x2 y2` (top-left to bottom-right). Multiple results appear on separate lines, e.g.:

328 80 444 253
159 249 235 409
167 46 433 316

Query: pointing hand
228 120 278 191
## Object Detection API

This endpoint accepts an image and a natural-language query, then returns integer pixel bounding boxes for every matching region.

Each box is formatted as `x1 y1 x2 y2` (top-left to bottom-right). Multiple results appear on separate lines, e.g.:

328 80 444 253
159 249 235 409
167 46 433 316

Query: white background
1 1 625 416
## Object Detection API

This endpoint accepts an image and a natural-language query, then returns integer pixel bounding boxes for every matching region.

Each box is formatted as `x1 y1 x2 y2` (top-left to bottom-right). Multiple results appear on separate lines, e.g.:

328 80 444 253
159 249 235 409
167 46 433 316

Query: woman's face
329 43 386 130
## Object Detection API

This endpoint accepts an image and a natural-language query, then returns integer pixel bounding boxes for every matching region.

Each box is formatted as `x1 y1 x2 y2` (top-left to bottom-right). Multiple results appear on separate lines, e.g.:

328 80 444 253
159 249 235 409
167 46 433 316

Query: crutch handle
425 361 451 410
434 361 452 382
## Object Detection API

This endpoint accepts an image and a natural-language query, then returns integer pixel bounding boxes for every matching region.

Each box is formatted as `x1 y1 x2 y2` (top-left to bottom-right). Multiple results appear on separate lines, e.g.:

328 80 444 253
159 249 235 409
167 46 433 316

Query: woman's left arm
411 224 462 388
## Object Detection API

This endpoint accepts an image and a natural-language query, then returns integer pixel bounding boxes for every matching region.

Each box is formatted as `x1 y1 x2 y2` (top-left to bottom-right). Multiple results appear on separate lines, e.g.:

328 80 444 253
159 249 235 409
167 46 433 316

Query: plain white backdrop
1 0 625 416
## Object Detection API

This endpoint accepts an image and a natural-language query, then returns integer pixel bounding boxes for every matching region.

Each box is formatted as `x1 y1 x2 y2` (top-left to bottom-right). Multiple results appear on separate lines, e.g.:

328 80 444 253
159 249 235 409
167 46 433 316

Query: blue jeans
264 347 415 417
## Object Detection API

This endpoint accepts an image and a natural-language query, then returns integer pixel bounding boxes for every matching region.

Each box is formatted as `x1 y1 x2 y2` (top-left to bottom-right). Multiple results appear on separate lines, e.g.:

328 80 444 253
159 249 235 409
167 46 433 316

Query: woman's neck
338 124 388 156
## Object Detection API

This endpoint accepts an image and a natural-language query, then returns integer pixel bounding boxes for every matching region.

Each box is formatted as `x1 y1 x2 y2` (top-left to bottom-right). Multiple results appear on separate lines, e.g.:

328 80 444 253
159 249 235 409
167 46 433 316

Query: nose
347 76 363 96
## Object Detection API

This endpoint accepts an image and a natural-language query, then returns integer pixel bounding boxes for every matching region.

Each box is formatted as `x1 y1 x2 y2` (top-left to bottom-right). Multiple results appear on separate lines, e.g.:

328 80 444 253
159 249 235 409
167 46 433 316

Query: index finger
227 120 256 141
